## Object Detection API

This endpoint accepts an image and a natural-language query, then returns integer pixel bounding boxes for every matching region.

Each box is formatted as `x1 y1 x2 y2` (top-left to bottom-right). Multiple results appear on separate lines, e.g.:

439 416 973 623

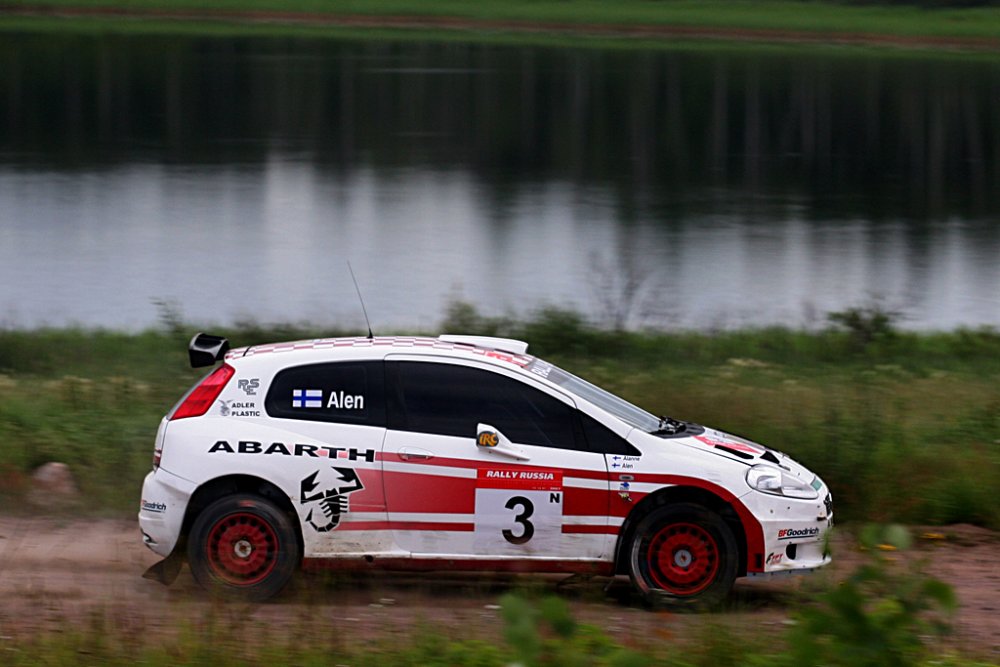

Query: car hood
671 427 821 487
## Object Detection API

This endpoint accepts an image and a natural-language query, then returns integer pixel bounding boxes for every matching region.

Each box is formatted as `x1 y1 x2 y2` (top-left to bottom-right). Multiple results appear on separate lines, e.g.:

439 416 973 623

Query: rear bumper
138 467 196 558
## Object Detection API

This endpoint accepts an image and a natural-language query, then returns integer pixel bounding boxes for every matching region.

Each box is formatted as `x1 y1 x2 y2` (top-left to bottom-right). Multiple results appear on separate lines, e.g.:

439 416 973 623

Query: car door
380 356 612 561
261 359 392 557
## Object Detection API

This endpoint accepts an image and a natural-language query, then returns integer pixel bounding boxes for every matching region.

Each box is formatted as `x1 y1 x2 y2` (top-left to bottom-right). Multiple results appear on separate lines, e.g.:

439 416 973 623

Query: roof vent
438 335 529 355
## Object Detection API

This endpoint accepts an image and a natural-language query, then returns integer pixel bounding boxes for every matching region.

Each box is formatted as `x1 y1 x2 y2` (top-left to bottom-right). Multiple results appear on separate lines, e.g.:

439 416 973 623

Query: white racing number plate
473 468 563 555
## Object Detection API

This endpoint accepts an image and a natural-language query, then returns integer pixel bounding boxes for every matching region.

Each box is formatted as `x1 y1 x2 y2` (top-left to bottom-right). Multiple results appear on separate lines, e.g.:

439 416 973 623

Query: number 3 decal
503 496 535 544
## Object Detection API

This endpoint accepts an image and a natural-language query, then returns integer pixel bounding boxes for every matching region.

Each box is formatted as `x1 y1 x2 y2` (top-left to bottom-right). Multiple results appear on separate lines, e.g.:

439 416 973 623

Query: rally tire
627 503 738 610
187 494 300 601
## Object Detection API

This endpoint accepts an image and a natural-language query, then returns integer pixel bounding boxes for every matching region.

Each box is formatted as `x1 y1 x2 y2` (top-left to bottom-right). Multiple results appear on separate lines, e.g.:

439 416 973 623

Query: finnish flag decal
292 389 323 408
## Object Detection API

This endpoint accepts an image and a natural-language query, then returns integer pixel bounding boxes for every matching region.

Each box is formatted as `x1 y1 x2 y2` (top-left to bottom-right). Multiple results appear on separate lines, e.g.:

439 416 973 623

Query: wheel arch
180 474 303 562
614 483 760 577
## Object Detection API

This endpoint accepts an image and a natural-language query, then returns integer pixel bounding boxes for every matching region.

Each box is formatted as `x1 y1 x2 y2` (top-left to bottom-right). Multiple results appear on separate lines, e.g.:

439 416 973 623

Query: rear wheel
628 503 738 609
188 494 299 600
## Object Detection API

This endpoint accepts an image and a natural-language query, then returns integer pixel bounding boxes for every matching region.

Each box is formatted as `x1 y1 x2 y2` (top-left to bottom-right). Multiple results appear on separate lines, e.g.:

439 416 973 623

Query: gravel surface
0 517 996 658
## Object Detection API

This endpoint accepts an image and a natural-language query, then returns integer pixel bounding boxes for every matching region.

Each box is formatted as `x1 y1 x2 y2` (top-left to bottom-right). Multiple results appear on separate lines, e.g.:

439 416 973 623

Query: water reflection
0 34 998 330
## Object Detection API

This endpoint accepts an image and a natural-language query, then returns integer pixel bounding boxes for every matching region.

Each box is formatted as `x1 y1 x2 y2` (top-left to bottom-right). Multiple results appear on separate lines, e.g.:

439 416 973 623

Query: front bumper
757 520 833 573
743 489 834 574
138 467 196 558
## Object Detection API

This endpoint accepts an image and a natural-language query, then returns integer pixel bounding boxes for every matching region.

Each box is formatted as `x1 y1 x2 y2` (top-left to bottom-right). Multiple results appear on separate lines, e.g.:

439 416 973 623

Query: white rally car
139 333 832 606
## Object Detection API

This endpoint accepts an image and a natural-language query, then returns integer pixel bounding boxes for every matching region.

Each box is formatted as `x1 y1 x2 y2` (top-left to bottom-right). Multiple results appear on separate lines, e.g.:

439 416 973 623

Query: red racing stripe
381 471 476 513
380 451 610 480
338 521 392 531
381 469 611 517
388 521 475 532
563 487 609 516
561 525 618 535
366 460 763 572
337 521 616 534
338 521 475 532
302 557 615 576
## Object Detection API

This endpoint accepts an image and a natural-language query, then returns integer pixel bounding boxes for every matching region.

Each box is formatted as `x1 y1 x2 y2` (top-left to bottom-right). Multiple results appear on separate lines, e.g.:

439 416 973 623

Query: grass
0 583 988 666
1 305 999 528
0 587 755 666
0 605 784 667
5 15 995 64
2 0 1000 49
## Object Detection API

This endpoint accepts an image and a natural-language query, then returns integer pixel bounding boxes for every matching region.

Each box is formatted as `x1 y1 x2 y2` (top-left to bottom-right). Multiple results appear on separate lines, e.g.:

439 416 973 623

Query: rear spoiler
437 334 529 355
188 333 230 368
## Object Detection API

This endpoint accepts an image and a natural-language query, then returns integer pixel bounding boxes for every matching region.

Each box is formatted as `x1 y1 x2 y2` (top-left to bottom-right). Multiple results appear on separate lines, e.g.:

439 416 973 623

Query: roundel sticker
477 430 499 447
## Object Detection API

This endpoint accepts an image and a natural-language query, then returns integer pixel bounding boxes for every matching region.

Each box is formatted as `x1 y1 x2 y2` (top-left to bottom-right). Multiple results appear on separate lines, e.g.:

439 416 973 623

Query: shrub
826 304 900 350
788 524 956 667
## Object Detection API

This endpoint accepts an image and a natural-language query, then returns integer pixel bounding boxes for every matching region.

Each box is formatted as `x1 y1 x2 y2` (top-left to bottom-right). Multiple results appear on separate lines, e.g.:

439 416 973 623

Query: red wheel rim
205 512 279 586
646 522 719 596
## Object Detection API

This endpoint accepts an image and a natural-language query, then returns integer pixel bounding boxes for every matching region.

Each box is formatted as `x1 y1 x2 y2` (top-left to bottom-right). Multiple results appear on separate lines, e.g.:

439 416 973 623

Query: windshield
524 358 661 433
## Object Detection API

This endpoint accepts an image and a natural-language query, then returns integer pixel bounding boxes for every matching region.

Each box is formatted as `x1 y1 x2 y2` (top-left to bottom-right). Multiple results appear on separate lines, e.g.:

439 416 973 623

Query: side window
580 412 641 456
387 361 578 450
265 361 385 426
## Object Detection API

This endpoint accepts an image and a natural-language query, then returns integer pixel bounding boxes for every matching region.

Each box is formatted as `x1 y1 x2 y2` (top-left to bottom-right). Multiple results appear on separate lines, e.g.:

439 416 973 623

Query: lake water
1 34 998 331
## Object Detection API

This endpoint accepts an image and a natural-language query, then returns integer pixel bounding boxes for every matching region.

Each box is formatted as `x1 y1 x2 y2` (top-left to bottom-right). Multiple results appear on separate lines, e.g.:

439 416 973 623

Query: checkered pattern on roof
225 336 532 366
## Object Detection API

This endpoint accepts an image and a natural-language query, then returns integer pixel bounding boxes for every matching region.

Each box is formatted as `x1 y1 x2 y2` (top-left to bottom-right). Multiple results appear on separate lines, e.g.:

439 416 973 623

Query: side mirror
476 424 530 461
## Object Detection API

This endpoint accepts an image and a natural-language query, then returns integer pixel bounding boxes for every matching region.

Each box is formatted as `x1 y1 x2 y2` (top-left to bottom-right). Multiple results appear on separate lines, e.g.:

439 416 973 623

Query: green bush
826 304 900 351
788 525 956 667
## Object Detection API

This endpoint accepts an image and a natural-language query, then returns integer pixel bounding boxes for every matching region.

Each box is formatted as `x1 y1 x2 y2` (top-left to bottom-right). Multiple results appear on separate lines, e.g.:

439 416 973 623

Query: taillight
171 364 235 420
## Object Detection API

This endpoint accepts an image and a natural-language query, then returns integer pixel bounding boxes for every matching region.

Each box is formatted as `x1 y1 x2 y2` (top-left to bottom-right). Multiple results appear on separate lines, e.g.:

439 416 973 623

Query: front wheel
628 503 738 609
187 494 300 600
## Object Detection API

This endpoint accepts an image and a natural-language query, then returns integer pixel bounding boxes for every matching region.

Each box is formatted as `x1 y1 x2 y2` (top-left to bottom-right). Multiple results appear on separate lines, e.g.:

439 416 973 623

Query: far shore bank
2 1 1000 52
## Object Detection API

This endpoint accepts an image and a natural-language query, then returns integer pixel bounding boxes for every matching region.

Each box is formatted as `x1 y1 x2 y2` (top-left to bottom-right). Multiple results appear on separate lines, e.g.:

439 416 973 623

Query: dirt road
0 517 997 658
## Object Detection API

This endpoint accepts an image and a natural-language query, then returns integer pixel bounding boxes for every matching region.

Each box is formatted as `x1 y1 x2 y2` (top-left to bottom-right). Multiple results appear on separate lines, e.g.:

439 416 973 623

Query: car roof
225 335 534 368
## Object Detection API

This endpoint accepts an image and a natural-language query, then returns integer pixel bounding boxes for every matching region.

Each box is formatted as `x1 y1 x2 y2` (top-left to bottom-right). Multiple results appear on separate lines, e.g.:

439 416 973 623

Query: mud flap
142 550 184 585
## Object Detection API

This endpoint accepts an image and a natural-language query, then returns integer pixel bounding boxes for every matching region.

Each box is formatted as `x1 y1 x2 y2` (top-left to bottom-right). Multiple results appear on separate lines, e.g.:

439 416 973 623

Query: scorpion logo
299 467 365 532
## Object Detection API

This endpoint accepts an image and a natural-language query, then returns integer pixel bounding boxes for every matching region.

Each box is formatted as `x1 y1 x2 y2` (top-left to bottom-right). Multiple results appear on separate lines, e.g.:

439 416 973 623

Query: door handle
399 447 433 461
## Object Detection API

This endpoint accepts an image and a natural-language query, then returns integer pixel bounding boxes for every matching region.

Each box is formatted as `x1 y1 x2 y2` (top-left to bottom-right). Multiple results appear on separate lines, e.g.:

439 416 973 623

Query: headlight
746 464 819 499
